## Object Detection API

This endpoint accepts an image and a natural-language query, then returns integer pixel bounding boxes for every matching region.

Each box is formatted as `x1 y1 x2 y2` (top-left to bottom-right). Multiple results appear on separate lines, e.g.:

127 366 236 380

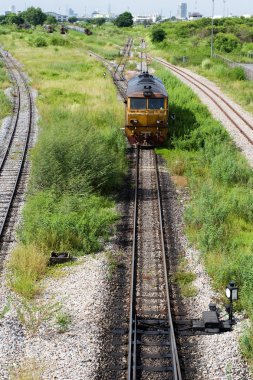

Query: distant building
133 15 157 24
45 12 68 22
188 12 203 20
68 8 76 17
91 11 107 19
10 5 16 13
177 2 187 19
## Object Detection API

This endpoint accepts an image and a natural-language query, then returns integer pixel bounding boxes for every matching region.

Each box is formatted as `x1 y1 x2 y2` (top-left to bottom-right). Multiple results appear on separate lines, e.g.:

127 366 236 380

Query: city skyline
0 0 252 18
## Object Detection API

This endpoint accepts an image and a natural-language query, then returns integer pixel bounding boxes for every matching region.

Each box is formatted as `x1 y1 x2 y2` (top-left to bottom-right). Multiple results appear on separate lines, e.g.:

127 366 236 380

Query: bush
214 32 241 53
211 149 251 185
49 36 70 46
20 191 118 254
33 36 47 47
151 28 166 43
185 184 230 252
201 58 212 69
229 66 245 80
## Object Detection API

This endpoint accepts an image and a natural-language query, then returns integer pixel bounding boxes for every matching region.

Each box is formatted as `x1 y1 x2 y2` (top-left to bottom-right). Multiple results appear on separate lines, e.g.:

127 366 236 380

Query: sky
0 0 252 18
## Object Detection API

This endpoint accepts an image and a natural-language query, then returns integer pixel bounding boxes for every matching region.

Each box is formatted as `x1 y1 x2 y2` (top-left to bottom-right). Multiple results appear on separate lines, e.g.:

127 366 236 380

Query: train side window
130 98 146 109
148 98 165 110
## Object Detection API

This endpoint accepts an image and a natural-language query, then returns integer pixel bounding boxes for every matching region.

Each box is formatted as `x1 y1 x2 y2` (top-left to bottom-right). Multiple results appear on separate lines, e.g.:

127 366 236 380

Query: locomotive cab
125 73 169 146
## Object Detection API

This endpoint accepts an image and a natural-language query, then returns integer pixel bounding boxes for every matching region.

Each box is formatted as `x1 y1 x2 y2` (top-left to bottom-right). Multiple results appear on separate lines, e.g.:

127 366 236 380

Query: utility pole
223 0 226 17
211 0 214 58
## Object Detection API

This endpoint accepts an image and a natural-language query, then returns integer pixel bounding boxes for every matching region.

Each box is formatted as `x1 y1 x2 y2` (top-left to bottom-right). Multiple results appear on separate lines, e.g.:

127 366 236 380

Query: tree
21 7 46 26
214 33 241 53
6 13 24 25
115 12 133 27
45 15 57 25
151 28 166 42
94 18 106 26
68 16 77 24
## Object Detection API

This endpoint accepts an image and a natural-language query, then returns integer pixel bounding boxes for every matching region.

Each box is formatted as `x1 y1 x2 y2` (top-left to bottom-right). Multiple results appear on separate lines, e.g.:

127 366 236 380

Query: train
125 72 169 146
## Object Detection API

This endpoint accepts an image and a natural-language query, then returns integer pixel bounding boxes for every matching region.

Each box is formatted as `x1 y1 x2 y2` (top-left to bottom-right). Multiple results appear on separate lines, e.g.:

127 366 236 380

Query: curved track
0 49 33 242
153 57 253 146
128 148 181 380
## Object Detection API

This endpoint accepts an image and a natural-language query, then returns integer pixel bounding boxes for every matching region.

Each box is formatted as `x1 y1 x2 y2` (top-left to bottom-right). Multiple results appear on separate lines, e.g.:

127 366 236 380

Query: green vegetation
156 65 253 363
114 12 133 28
151 28 166 43
15 298 61 335
0 61 11 121
7 245 48 298
56 312 72 332
0 27 126 299
173 259 197 297
149 17 253 113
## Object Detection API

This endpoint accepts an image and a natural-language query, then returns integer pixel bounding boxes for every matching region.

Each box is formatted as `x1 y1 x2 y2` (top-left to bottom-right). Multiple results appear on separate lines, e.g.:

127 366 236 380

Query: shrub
49 36 70 46
151 28 166 43
229 66 245 81
33 36 47 47
20 191 118 254
185 184 230 252
201 58 212 69
214 32 241 53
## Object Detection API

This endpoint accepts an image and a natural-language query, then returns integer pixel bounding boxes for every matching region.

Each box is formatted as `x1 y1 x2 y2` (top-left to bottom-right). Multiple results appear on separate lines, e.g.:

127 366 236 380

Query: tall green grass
0 27 126 298
0 61 11 121
156 66 253 363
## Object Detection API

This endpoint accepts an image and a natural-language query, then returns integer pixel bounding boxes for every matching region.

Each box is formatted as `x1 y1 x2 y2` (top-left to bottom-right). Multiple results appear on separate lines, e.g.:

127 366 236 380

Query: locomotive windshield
148 98 165 110
130 98 146 109
130 98 165 110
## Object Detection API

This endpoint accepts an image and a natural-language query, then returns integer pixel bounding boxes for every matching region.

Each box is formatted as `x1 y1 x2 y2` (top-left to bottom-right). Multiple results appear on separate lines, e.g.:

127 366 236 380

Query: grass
173 259 198 297
15 298 61 335
56 311 72 333
155 65 253 361
105 251 123 280
9 358 44 380
0 60 11 121
0 26 127 299
7 244 48 298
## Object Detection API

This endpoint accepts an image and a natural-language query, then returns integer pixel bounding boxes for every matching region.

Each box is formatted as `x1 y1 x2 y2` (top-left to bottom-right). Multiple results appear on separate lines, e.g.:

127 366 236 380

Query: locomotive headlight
130 119 138 125
157 120 163 125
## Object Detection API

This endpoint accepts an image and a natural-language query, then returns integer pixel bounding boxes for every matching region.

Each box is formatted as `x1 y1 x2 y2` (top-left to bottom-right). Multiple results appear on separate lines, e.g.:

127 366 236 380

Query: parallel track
128 148 181 380
114 38 133 81
0 49 33 241
153 57 253 145
88 50 127 100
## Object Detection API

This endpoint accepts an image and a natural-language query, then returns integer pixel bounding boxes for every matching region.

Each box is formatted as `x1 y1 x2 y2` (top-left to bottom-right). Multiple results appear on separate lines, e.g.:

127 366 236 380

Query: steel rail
114 37 133 81
127 148 182 380
88 50 127 100
127 146 139 380
0 50 20 171
154 152 182 380
0 51 33 239
153 57 253 145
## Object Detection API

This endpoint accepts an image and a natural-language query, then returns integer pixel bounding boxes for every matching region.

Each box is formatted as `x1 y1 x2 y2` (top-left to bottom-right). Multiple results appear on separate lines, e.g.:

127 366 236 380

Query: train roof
126 73 168 97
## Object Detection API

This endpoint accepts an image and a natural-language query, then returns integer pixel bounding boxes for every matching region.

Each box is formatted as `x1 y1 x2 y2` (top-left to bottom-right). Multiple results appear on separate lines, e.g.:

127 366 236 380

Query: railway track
127 148 181 380
88 46 128 100
0 49 33 248
153 57 253 146
114 37 133 81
